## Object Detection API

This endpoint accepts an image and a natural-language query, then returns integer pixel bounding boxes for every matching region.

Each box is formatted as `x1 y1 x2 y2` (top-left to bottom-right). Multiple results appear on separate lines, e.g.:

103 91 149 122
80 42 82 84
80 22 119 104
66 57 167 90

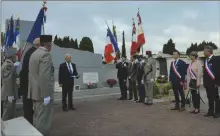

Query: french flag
137 9 146 49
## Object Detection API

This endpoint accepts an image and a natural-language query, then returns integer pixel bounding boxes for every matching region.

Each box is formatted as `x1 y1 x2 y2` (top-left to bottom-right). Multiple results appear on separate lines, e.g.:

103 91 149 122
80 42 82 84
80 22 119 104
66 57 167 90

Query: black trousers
23 96 34 124
119 78 127 98
138 81 145 101
191 89 200 109
62 84 74 109
128 79 133 99
205 85 220 114
131 80 138 100
172 81 185 108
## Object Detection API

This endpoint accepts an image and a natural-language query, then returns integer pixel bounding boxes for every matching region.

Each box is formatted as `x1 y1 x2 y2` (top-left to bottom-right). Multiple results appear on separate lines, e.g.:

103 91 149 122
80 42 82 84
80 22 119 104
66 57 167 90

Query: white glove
134 59 138 63
141 80 144 84
117 59 122 63
150 79 154 82
8 96 14 103
44 96 51 106
141 60 145 64
123 63 127 67
128 76 131 79
14 61 20 67
16 78 20 86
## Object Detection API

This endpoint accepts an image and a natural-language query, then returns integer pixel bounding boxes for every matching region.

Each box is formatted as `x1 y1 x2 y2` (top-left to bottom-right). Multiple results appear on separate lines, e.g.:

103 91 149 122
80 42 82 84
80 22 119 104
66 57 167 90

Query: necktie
68 63 73 74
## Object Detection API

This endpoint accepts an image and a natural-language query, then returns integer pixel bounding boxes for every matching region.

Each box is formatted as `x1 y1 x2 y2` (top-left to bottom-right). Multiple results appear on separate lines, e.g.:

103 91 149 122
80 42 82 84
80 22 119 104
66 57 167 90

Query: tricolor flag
13 18 20 51
104 30 115 64
5 16 15 49
130 18 138 56
136 9 145 49
112 23 117 42
4 21 10 47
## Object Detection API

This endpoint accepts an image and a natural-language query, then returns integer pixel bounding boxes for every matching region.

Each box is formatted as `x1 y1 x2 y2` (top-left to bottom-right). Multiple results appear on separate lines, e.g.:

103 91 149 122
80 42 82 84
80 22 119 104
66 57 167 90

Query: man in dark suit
203 46 220 118
136 55 145 103
59 54 79 111
116 57 128 100
19 38 39 124
169 50 187 111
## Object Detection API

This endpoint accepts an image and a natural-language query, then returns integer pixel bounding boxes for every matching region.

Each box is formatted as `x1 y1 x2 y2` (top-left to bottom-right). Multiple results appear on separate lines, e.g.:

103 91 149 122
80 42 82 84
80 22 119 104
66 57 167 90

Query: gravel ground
50 99 220 136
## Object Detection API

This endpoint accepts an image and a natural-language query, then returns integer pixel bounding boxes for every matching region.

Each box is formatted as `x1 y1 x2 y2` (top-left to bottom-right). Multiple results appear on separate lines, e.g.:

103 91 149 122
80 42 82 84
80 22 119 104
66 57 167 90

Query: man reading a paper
59 54 79 111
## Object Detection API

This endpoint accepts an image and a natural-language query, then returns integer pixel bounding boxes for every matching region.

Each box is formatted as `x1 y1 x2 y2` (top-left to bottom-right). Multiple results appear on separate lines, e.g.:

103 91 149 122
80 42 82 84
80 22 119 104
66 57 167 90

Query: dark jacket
203 55 220 86
169 59 187 83
19 46 37 96
58 62 78 86
137 62 144 82
116 61 128 79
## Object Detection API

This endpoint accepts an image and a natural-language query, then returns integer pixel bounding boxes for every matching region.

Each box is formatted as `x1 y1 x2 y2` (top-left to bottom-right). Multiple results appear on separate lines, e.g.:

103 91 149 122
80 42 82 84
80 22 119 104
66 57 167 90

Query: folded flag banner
130 18 138 56
13 18 20 51
137 9 145 49
5 16 15 49
4 21 10 48
107 27 119 53
112 22 117 43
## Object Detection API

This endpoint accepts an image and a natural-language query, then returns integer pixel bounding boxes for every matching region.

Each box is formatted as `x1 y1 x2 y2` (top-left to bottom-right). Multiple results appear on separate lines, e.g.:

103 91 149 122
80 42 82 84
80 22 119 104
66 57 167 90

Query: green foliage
74 39 79 49
186 41 218 56
162 39 176 55
121 31 126 58
79 37 94 53
1 32 5 46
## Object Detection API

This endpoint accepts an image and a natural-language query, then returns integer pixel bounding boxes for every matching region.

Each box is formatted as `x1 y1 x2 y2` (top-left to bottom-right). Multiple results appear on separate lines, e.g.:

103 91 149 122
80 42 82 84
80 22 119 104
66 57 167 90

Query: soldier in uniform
1 47 18 120
116 57 128 100
19 38 40 124
129 54 139 102
28 35 54 136
127 58 133 100
142 51 156 105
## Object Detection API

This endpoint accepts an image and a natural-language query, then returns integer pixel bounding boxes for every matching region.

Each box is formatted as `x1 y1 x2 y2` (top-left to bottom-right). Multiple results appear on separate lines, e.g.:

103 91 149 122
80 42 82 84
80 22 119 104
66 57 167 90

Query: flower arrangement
156 75 168 83
87 82 94 89
106 79 117 88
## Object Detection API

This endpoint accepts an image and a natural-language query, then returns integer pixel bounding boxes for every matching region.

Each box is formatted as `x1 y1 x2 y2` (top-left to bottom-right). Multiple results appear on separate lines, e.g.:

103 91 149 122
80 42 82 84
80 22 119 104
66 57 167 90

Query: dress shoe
117 97 124 100
190 109 195 113
179 107 185 112
170 107 180 110
193 109 200 114
204 113 214 117
213 114 220 118
136 100 144 103
68 107 76 110
144 102 153 106
128 97 133 100
63 108 68 112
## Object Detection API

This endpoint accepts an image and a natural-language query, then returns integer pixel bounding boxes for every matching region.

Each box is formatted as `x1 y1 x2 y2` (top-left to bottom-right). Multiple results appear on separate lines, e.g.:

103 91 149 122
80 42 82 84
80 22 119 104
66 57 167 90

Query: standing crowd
116 46 220 118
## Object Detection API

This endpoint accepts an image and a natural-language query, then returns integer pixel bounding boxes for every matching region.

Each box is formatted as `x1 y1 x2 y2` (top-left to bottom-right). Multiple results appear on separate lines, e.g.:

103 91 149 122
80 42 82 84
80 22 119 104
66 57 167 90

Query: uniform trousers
205 85 220 114
137 81 145 101
2 99 16 121
33 99 53 136
144 81 154 103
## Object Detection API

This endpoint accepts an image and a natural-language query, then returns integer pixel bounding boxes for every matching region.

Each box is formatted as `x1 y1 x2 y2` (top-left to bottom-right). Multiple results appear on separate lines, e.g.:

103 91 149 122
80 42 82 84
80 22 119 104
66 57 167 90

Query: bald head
33 38 40 46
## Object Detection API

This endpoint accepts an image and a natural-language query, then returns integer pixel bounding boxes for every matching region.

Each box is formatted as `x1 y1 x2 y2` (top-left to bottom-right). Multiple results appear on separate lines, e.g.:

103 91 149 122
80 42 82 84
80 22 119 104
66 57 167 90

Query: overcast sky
1 1 220 56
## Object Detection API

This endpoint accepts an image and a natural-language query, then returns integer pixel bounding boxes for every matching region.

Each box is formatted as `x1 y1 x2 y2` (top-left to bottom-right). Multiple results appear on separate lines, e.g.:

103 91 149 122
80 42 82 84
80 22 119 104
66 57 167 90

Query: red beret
146 50 151 55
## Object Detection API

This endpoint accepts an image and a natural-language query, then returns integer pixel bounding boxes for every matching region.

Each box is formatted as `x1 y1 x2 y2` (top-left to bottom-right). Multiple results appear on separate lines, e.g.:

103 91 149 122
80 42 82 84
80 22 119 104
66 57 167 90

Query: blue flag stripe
107 28 119 52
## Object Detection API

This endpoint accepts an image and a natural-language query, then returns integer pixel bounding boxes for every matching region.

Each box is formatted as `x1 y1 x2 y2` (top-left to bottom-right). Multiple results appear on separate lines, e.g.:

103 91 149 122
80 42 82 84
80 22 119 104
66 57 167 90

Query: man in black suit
116 57 128 100
203 46 220 118
19 38 39 124
59 54 79 111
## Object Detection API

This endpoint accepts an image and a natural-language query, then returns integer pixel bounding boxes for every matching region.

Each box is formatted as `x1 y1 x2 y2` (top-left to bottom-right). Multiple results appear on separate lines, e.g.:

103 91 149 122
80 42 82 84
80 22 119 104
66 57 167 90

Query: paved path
51 98 220 136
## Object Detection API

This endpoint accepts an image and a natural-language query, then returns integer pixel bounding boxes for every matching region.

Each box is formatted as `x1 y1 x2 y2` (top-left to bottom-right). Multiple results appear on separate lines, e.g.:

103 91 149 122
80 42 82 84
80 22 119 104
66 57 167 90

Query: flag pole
42 0 47 35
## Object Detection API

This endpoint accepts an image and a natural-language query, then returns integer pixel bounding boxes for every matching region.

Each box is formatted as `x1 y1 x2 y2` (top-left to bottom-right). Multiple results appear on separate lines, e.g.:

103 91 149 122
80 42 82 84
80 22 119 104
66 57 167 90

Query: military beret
146 50 152 55
40 35 52 44
5 47 17 57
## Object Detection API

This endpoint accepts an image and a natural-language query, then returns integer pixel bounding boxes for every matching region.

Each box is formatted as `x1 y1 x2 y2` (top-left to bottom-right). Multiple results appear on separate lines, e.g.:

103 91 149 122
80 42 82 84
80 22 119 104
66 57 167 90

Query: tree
74 39 79 49
79 37 94 53
1 32 5 46
69 38 76 49
162 39 176 55
186 41 218 55
121 31 126 58
54 35 58 45
62 36 70 48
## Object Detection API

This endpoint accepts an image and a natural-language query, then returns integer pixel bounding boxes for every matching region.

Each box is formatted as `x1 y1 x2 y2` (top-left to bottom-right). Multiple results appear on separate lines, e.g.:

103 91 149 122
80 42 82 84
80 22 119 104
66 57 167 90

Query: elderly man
59 53 79 111
203 46 220 118
142 50 156 105
1 47 18 121
28 35 54 136
19 38 40 124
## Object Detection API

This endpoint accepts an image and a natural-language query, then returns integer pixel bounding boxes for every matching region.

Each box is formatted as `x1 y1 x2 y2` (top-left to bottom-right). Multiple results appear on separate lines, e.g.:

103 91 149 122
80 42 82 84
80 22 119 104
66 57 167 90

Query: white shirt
66 62 73 73
208 54 214 61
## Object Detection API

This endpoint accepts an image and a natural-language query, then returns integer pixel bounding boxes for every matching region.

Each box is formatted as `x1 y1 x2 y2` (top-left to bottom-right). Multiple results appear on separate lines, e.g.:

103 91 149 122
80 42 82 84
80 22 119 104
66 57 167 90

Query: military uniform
130 57 139 101
143 57 156 104
127 62 133 100
1 48 18 121
28 35 54 135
